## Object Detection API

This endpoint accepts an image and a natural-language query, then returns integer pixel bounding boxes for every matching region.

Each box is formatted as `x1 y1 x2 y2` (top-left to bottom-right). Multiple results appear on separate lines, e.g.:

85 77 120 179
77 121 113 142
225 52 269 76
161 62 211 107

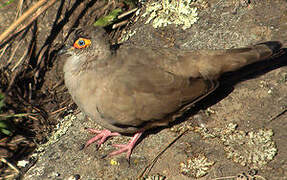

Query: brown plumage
60 27 282 158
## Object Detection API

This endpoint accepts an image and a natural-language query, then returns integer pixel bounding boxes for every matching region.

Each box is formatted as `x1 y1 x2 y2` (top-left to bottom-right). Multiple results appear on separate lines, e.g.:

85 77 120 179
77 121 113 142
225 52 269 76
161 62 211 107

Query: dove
60 26 282 159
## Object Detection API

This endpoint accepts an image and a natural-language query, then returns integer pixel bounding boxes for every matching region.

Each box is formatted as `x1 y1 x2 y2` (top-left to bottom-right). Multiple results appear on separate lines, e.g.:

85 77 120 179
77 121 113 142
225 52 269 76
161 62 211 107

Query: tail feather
257 41 282 54
196 41 282 79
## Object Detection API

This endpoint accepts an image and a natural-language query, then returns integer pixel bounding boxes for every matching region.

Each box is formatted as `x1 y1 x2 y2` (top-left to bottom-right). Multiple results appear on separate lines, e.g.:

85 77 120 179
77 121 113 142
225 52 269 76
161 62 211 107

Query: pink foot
109 132 143 159
85 129 120 147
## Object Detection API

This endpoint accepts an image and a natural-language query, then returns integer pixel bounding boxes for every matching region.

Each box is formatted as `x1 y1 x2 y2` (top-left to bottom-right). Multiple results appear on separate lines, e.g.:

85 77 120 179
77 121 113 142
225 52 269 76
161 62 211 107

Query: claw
84 129 143 159
108 132 143 159
84 129 120 148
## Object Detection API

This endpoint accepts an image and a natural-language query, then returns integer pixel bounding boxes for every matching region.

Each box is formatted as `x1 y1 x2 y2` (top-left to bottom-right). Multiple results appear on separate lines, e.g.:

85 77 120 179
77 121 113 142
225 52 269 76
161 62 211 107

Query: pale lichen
180 153 215 178
221 127 277 168
142 0 200 30
118 29 137 43
34 112 76 153
140 174 166 180
170 120 194 134
186 123 277 168
17 160 29 168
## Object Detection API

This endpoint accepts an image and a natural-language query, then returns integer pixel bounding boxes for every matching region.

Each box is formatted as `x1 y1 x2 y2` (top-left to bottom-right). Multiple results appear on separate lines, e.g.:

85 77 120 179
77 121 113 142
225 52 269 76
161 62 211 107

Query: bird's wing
96 57 212 131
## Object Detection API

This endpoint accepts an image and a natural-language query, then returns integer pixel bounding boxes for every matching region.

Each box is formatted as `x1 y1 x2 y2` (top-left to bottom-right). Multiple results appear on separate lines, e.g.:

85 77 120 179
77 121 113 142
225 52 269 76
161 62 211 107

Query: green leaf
0 120 12 136
94 8 123 27
0 92 5 113
0 0 15 8
0 120 8 128
0 128 12 136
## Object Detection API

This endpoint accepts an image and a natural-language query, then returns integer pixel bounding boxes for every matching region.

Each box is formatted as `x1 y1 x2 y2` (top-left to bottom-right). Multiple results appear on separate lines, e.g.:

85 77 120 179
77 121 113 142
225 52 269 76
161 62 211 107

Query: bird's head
59 27 111 62
59 27 112 73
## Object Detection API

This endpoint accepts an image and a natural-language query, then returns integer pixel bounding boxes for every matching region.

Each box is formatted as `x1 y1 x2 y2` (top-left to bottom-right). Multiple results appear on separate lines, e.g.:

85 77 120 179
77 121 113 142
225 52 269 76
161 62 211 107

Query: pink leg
85 129 120 147
109 132 143 159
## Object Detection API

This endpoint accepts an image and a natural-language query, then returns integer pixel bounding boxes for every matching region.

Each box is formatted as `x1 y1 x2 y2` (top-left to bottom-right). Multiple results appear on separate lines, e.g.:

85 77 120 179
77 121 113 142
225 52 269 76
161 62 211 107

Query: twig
0 137 9 143
0 174 18 180
212 174 267 180
27 115 40 121
138 130 189 178
59 99 71 107
36 44 48 67
118 8 138 19
254 175 267 180
11 45 29 71
15 0 24 21
0 113 32 118
112 8 139 30
28 83 32 101
51 80 65 91
112 20 129 29
0 44 9 61
211 175 237 180
10 137 27 144
0 158 20 177
0 158 20 180
50 106 68 115
34 45 48 83
7 39 25 65
7 0 57 45
0 0 49 43
269 108 287 121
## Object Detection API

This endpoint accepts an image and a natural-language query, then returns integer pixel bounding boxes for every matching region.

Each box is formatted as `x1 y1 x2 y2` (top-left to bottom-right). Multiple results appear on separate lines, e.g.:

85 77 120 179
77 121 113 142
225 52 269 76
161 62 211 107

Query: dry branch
0 0 57 44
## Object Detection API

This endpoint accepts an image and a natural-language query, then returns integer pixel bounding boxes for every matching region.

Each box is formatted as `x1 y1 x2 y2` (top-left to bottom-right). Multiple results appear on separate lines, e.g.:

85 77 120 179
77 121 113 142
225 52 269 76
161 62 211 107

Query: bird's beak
58 45 75 55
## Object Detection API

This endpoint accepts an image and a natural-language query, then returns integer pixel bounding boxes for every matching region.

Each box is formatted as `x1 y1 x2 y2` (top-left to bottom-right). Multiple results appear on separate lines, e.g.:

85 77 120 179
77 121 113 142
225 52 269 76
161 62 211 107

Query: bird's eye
78 40 85 46
73 38 91 49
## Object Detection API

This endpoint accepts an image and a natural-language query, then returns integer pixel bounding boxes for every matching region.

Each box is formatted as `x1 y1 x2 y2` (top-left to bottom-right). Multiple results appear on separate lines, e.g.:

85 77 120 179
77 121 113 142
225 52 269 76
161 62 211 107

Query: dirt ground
0 0 287 179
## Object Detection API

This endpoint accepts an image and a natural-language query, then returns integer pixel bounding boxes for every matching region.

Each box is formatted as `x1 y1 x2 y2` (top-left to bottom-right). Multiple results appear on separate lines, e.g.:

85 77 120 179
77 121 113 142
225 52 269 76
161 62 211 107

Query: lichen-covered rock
180 153 215 178
143 0 205 29
193 123 277 168
221 128 277 168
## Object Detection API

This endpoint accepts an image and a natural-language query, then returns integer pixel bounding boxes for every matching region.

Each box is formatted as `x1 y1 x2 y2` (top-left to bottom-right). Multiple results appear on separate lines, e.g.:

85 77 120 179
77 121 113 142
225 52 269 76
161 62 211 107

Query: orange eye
73 38 91 49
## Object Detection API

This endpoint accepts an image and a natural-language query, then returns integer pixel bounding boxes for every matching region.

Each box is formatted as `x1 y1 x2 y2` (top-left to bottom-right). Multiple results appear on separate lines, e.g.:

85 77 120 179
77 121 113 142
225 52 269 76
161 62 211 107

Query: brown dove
60 27 282 159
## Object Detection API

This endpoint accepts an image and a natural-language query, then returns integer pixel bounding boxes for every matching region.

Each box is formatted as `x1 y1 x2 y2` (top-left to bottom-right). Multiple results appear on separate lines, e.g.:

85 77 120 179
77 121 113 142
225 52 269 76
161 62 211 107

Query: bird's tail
195 41 283 79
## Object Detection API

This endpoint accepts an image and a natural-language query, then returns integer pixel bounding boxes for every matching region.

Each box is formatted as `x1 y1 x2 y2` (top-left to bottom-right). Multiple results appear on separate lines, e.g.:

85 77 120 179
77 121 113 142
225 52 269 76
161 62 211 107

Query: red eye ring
73 38 91 49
